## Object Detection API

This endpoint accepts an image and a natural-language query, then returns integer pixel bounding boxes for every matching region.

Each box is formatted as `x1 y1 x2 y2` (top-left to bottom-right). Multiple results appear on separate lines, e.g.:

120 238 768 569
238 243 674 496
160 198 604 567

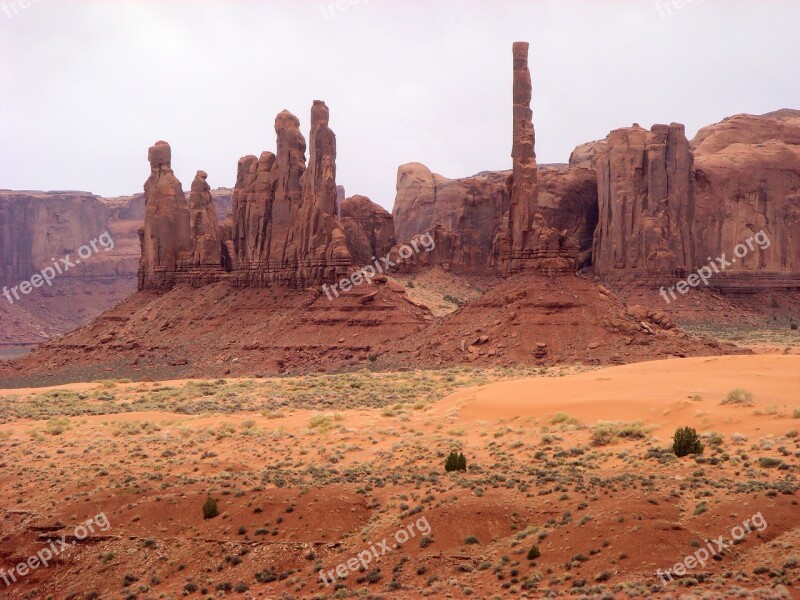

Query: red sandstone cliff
340 195 396 266
392 163 510 274
590 111 800 293
391 162 597 275
593 123 696 279
692 112 800 292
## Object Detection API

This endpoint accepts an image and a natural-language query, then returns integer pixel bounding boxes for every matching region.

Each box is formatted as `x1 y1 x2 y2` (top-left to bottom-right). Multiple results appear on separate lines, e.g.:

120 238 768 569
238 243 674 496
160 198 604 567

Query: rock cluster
140 103 351 291
138 141 226 290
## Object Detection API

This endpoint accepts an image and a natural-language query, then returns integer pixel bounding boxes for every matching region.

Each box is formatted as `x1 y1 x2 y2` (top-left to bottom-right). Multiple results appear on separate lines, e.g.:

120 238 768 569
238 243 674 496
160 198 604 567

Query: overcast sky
1 1 798 210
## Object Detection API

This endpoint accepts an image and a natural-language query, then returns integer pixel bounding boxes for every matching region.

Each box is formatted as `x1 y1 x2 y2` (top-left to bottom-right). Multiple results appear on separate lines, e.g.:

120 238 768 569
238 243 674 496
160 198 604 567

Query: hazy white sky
1 1 798 210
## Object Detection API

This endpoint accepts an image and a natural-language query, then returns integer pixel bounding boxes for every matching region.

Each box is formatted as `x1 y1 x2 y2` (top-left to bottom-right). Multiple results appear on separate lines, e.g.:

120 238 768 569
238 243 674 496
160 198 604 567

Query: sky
1 1 798 210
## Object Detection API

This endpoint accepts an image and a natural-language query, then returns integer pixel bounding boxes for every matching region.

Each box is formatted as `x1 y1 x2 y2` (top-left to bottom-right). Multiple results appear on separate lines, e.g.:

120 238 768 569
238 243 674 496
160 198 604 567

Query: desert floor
0 356 798 599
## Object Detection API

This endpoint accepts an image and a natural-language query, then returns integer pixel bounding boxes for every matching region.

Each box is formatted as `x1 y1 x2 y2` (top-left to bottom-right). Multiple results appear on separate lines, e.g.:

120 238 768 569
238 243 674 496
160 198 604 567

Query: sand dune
438 355 800 438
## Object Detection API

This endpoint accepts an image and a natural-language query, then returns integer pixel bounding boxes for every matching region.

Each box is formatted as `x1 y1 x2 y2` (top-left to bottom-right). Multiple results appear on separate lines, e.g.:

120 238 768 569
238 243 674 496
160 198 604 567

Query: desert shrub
551 413 578 426
758 457 783 468
793 409 800 419
463 535 480 545
673 427 704 457
202 496 219 520
255 568 277 583
527 545 541 560
721 388 754 406
366 568 382 583
445 451 467 472
44 418 71 436
443 294 464 306
591 422 648 446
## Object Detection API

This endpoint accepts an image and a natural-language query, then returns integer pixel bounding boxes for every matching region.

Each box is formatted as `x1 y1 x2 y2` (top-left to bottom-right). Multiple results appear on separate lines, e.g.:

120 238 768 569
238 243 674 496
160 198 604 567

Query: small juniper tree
203 496 219 520
673 427 704 457
445 451 467 472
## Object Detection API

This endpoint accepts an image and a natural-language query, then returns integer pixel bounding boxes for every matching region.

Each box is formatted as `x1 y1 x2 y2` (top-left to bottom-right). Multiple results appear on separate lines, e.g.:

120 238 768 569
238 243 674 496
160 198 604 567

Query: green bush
527 545 541 560
673 427 704 457
445 451 467 472
202 496 219 520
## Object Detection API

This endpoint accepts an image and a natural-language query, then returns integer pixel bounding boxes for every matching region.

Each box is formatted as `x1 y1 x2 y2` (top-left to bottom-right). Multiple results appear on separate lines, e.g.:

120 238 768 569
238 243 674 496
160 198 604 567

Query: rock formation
538 166 599 270
593 123 695 279
506 41 538 272
0 192 106 285
229 102 351 288
692 112 800 291
391 161 598 275
340 195 396 266
392 163 510 274
188 171 222 268
569 140 608 170
138 141 194 291
504 42 585 274
590 112 800 290
0 191 142 345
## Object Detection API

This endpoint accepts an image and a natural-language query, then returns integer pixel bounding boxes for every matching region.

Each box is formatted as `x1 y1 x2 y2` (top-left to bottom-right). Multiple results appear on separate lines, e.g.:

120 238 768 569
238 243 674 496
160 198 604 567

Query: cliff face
340 195 396 266
589 112 800 291
0 191 142 345
392 163 511 274
0 192 108 284
593 123 695 279
538 166 599 270
692 113 800 291
391 161 598 275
